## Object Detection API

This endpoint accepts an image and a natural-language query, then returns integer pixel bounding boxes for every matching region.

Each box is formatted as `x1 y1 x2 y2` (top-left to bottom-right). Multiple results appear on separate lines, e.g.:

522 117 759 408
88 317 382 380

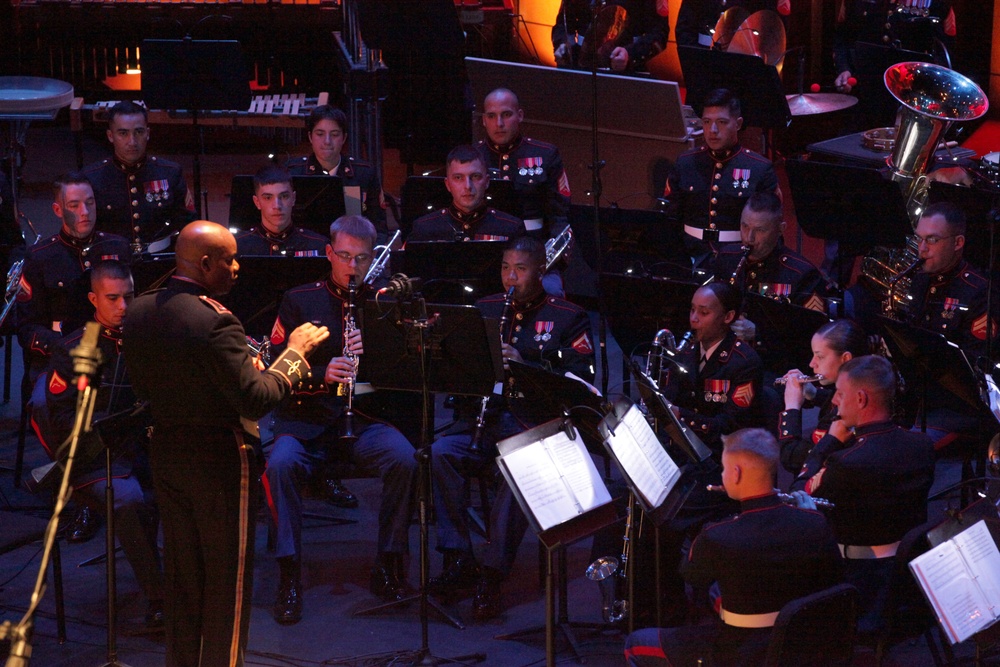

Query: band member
854 201 993 449
123 221 328 667
675 0 786 47
408 145 525 243
31 260 164 627
429 236 595 619
17 174 131 377
551 0 671 72
792 355 934 633
264 215 418 624
777 318 871 473
476 88 571 296
624 429 841 667
235 166 327 257
82 101 194 249
286 105 387 242
662 89 779 259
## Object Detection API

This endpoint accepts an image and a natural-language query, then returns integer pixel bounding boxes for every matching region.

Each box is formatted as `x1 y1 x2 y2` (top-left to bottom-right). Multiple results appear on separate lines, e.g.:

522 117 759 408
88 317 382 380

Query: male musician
663 89 779 259
17 174 131 377
450 236 595 619
624 429 841 666
408 145 525 243
83 101 194 249
264 215 418 624
675 0 785 47
710 191 831 371
792 355 934 632
31 260 164 628
123 221 328 667
235 165 327 257
551 0 671 72
476 88 571 296
286 105 387 242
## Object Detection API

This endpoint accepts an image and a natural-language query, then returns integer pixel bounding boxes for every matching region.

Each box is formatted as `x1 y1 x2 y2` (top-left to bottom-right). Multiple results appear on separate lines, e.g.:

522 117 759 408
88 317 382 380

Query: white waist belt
684 225 741 243
719 607 780 628
839 541 900 559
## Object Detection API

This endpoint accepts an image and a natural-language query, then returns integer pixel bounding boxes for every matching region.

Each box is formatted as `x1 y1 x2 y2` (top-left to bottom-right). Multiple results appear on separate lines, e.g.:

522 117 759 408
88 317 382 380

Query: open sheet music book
497 420 612 533
601 402 682 510
910 519 1000 644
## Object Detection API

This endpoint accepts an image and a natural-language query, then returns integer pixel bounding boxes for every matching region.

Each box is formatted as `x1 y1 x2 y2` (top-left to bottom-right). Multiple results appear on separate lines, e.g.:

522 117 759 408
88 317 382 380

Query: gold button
712 185 719 192
130 187 137 194
709 223 716 229
133 213 140 219
710 198 717 204
515 313 523 320
503 165 509 171
714 174 721 180
84 261 91 268
710 210 717 216
132 200 138 206
512 337 518 343
930 287 936 294
715 163 722 169
134 226 140 232
129 175 135 181
515 325 521 332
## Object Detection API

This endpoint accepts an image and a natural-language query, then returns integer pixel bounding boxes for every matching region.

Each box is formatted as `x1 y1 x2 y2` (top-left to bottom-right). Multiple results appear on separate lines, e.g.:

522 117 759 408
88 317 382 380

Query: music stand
228 175 347 236
141 39 250 218
785 158 912 256
743 293 831 375
130 253 176 295
399 176 518 239
222 257 330 339
598 273 697 361
393 241 507 304
677 45 790 130
851 42 928 129
357 297 498 663
508 361 605 452
568 205 689 277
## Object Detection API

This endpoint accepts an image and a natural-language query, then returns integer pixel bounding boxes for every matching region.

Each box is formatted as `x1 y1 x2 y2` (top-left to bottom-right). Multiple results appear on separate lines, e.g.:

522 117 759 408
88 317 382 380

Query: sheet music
606 404 681 508
343 185 363 217
952 521 1000 621
910 520 1000 644
501 427 611 532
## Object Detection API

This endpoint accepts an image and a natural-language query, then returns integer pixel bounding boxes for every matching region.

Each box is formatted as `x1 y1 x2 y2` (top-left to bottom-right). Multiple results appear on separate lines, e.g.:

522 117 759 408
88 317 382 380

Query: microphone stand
1 323 104 667
586 2 609 397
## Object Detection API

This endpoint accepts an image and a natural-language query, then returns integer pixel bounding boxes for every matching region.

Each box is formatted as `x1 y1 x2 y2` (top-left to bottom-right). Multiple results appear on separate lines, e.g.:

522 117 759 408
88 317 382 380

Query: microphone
71 321 104 389
377 273 421 299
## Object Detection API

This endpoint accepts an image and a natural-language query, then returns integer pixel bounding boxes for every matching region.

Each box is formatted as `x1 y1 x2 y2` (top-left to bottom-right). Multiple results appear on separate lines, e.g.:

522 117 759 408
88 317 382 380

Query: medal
732 168 750 189
941 297 959 320
534 321 554 342
146 192 154 202
519 168 527 176
704 379 729 404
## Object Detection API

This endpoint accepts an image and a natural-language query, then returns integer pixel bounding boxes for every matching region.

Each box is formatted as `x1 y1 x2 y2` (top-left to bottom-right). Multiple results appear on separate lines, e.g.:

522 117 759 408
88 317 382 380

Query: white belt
719 607 780 628
838 541 900 559
524 218 544 231
684 225 741 243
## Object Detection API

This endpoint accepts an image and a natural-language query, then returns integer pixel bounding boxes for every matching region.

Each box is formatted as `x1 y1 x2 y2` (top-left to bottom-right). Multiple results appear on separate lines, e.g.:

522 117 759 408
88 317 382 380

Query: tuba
860 63 987 319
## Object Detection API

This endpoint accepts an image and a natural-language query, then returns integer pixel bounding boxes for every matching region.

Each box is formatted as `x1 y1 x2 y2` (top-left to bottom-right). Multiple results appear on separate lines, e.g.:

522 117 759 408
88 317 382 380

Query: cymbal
712 7 750 51
728 10 786 69
580 4 628 67
785 93 859 116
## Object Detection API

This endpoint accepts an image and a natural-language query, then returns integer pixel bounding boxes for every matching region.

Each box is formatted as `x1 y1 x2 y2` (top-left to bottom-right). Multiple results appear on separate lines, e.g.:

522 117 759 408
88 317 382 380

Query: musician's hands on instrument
787 490 817 511
325 357 357 386
834 70 853 93
609 47 629 72
829 417 852 442
345 326 364 357
730 315 756 344
782 368 807 410
501 342 524 370
287 323 330 358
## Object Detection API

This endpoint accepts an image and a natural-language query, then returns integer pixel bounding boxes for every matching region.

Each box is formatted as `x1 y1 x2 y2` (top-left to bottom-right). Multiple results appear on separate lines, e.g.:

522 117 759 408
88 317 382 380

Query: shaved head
175 220 240 296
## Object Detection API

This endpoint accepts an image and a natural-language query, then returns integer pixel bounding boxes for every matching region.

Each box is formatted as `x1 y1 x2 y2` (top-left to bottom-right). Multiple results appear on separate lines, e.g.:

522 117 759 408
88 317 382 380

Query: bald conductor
123 220 328 667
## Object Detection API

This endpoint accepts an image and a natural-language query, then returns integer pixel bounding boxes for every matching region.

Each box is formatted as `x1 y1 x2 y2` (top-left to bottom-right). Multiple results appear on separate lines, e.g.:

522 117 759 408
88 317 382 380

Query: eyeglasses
333 250 372 265
913 233 956 246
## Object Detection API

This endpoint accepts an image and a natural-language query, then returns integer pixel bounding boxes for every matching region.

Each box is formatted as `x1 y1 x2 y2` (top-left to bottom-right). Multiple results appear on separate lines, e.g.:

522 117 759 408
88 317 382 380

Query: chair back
764 583 860 667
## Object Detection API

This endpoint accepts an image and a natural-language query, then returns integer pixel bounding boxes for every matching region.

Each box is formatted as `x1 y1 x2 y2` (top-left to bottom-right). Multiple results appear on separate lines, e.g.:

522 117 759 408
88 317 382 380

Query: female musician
777 318 870 473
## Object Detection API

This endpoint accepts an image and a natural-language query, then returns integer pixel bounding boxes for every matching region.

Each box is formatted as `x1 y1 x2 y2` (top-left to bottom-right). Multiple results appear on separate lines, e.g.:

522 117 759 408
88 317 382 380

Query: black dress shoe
322 478 359 509
471 577 502 621
370 553 409 601
145 600 165 629
273 575 303 625
428 551 479 596
67 506 101 543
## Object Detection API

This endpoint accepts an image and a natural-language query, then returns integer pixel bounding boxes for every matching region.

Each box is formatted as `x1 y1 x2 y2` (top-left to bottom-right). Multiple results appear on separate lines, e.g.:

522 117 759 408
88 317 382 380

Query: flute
705 485 835 510
773 374 824 386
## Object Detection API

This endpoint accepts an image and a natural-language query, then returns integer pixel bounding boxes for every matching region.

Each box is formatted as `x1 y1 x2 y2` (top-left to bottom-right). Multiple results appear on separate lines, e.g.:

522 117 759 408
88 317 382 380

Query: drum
979 152 1000 184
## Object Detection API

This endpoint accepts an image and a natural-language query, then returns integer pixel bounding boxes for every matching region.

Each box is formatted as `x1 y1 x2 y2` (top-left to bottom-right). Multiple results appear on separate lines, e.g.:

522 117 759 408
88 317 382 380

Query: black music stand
221 256 330 339
494 418 618 667
743 292 831 375
399 177 518 239
677 45 790 130
851 42 928 129
141 39 250 219
570 205 689 278
357 297 498 663
228 175 347 236
877 316 986 431
508 361 606 452
785 158 912 256
598 273 698 361
130 254 176 295
393 241 507 304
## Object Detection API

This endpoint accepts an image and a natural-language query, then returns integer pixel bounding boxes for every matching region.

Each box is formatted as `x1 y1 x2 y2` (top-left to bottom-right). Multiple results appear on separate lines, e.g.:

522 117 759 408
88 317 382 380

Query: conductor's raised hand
287 323 330 358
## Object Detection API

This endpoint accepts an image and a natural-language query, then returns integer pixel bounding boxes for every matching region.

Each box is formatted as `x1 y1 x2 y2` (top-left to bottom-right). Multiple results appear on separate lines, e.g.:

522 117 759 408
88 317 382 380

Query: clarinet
470 286 516 451
337 275 359 445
